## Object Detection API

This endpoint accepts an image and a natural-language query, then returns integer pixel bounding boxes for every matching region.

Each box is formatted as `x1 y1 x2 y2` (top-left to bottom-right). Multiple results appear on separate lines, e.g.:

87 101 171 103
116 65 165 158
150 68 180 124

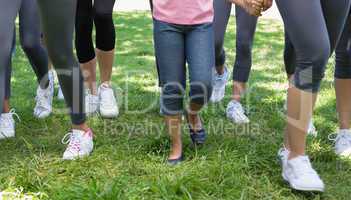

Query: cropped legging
36 0 86 125
277 0 351 93
214 0 258 83
75 0 116 63
0 0 48 103
0 0 49 110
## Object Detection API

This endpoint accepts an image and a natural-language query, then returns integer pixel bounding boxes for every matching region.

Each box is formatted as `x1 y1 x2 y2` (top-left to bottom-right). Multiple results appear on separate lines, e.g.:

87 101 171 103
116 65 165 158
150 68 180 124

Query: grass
1 12 350 200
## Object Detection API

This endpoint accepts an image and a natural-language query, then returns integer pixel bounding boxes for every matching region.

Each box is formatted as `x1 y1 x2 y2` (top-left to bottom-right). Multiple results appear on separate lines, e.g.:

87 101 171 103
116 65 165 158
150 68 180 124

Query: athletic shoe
34 79 54 119
98 83 119 118
85 91 99 115
57 85 64 100
283 99 317 136
210 67 229 103
277 147 290 166
226 100 250 124
329 129 351 157
282 155 324 192
0 109 19 140
62 129 94 160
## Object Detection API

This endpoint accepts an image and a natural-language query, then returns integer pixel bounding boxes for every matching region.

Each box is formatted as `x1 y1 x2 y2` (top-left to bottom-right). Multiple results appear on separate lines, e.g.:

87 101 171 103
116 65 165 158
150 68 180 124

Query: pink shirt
153 0 214 25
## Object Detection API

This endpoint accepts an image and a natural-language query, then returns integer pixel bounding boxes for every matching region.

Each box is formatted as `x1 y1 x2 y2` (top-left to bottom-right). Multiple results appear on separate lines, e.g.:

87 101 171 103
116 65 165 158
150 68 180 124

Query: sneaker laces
0 109 20 125
35 87 51 110
328 132 351 146
293 156 317 177
227 101 246 119
62 132 81 152
100 86 116 107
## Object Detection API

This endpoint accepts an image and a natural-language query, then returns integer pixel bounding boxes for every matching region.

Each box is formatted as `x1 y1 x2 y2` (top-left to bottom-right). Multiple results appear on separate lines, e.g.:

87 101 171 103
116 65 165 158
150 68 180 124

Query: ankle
72 123 90 133
288 151 304 160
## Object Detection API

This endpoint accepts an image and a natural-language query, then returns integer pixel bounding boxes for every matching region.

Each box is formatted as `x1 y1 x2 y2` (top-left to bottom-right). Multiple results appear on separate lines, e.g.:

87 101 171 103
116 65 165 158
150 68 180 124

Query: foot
98 83 119 118
226 100 250 124
34 80 54 119
0 109 19 140
62 129 94 160
85 90 99 115
168 154 184 166
210 66 229 103
329 129 351 157
57 85 64 100
282 155 324 192
277 147 290 166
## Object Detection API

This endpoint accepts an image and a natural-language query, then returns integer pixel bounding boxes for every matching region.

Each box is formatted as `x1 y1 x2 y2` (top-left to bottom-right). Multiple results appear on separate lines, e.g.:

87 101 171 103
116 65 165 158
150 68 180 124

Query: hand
227 0 264 17
262 0 273 11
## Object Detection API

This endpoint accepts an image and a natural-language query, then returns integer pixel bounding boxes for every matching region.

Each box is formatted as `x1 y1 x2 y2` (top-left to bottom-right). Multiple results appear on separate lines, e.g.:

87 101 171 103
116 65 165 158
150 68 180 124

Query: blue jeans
153 19 214 115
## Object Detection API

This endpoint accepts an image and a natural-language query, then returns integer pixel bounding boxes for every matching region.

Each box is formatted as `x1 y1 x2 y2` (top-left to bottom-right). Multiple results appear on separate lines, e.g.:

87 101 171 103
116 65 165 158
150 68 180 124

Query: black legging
37 0 85 125
75 0 116 63
277 0 351 93
213 2 259 82
335 12 351 79
0 0 49 111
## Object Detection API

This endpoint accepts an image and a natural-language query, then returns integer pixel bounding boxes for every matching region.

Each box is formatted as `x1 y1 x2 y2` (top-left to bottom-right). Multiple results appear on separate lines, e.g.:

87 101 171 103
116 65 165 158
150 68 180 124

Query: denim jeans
153 19 214 115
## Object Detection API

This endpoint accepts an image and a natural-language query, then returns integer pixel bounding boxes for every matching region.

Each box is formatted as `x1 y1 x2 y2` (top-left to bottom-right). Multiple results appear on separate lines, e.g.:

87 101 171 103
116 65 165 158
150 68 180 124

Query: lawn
0 12 350 200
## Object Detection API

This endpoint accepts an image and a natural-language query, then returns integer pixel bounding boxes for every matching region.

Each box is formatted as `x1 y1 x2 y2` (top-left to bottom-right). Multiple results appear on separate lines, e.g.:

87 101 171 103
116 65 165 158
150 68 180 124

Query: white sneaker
0 109 19 140
57 85 64 100
282 155 325 192
283 99 317 136
62 129 94 160
329 129 351 157
210 67 229 103
85 91 99 115
34 79 54 119
226 100 249 124
277 147 290 166
98 83 119 118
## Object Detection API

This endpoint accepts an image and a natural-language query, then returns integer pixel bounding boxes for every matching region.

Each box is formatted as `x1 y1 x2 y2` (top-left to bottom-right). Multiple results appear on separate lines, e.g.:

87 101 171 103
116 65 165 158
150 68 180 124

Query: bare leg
165 115 183 159
335 79 351 129
285 85 317 159
96 48 114 84
80 58 97 95
187 102 204 132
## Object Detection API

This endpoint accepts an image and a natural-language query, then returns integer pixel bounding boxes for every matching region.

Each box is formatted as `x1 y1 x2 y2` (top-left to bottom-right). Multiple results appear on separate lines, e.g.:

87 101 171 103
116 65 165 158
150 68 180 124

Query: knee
161 83 185 115
294 41 330 93
94 12 115 51
236 40 253 57
190 80 212 106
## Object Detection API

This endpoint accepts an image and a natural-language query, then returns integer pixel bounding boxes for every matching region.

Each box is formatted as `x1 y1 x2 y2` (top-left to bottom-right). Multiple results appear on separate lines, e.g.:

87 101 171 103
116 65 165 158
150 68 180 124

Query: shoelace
100 88 116 107
61 133 81 152
36 88 51 110
228 102 246 120
328 133 351 146
0 109 20 126
294 157 317 176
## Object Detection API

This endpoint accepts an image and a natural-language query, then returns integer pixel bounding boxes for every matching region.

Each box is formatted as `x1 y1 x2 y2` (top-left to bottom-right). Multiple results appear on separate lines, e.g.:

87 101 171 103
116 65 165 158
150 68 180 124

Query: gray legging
277 0 351 93
0 0 49 105
36 0 86 125
214 1 259 83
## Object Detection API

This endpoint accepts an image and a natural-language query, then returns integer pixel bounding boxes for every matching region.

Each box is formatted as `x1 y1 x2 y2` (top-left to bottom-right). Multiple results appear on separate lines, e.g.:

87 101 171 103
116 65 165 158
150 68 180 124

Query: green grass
1 12 350 200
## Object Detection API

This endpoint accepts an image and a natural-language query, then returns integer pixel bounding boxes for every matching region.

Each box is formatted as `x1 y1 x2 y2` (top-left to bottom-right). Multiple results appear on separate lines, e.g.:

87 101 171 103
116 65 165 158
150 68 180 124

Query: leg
37 0 86 128
0 0 20 113
186 23 214 131
3 30 16 113
153 20 186 160
19 0 49 89
232 5 258 101
213 0 232 73
335 14 351 130
94 0 116 84
75 0 97 94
